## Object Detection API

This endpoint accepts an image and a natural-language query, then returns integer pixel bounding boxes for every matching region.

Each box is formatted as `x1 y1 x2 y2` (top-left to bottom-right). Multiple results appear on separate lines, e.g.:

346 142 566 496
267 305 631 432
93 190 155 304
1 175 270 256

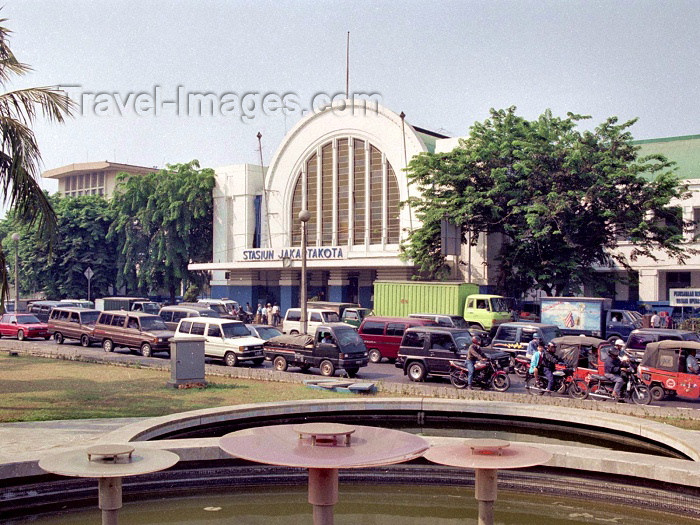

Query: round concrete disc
39 447 179 478
220 424 428 469
424 442 552 470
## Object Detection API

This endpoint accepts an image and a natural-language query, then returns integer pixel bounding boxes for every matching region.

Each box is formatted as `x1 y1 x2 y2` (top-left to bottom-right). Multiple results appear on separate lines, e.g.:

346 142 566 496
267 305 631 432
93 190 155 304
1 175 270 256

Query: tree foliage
108 161 215 303
0 17 74 307
0 195 118 299
402 107 692 297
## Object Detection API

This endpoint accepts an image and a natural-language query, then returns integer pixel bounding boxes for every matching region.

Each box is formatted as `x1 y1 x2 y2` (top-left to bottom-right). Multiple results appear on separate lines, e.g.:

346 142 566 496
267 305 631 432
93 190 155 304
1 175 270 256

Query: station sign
237 246 347 262
669 288 700 307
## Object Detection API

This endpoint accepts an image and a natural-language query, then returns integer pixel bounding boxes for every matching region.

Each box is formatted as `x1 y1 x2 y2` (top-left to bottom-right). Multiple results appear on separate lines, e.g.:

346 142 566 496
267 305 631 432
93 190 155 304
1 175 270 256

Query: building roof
42 161 157 179
634 134 700 180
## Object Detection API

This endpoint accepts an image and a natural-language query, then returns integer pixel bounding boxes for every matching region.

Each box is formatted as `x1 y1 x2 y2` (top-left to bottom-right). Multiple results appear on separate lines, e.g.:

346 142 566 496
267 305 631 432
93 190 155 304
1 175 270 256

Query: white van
282 308 340 334
173 317 265 366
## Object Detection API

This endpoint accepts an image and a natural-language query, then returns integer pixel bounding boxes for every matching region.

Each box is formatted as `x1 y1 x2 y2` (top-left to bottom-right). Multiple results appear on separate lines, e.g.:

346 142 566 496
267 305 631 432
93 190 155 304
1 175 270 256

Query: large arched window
291 138 400 247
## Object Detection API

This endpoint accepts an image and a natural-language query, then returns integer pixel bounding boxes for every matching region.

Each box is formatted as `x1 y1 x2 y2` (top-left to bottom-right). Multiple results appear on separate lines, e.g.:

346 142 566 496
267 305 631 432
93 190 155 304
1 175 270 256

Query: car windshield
142 303 160 315
490 298 510 313
450 316 469 329
140 317 168 331
255 326 282 340
334 327 363 346
81 311 100 324
209 304 228 314
199 309 220 317
541 327 561 342
222 323 251 338
322 312 340 323
682 332 700 342
453 331 473 349
16 315 41 324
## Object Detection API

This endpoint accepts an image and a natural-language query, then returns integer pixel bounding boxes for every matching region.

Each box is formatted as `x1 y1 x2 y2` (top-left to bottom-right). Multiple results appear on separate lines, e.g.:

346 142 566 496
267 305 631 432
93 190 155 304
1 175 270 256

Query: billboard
540 300 603 332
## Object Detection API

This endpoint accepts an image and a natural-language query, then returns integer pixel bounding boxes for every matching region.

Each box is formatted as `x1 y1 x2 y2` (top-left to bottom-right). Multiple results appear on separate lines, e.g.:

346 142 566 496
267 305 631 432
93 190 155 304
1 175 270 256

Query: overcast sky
5 0 699 193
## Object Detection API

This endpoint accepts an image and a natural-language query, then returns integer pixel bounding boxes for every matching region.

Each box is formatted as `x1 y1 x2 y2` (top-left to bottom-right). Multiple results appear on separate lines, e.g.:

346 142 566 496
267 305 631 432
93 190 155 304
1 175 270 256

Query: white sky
4 0 699 194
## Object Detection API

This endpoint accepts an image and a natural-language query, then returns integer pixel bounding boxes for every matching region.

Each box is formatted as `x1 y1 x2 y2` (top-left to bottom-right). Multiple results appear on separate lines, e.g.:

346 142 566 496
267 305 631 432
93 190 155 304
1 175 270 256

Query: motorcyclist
465 336 487 390
604 345 627 400
540 342 564 394
528 342 544 379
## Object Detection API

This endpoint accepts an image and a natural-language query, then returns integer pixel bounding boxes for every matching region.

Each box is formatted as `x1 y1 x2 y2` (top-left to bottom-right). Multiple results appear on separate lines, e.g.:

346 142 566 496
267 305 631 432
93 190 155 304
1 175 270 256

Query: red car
0 313 50 340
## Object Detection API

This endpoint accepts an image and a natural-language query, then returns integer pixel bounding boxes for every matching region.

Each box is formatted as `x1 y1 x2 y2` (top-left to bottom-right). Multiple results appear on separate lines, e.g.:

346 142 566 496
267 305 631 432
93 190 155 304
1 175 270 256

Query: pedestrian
255 303 262 324
651 311 661 328
261 303 268 325
266 303 273 325
272 303 281 326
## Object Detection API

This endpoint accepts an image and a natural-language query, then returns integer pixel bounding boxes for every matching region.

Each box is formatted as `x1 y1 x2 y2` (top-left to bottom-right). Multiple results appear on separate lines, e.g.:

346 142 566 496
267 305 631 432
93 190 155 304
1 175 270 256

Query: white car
173 317 265 367
282 308 340 334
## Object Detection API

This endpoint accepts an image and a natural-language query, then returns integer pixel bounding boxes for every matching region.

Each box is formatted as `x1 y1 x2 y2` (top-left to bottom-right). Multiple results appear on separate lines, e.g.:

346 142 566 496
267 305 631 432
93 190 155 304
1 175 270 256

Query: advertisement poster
541 301 601 332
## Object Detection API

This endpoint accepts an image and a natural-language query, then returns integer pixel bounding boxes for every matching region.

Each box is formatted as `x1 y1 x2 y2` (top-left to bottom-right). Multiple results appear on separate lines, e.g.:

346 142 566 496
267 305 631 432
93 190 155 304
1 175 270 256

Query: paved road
5 337 700 411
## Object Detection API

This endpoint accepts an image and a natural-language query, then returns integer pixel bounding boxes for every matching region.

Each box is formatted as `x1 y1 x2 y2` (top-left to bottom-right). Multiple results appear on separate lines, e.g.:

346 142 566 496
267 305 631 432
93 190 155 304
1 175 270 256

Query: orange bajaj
638 340 700 402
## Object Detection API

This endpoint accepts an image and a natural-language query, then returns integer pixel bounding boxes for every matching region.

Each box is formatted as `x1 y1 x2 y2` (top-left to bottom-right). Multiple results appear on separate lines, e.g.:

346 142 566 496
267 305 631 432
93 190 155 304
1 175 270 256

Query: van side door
427 332 458 375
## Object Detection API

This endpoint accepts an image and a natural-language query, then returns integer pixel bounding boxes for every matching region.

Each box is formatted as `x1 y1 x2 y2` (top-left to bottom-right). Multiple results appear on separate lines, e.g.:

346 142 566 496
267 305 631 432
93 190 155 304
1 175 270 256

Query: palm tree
0 17 74 304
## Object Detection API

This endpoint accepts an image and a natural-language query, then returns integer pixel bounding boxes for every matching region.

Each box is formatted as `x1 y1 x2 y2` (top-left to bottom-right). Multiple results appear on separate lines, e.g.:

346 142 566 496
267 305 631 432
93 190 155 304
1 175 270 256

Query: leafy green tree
402 107 691 297
0 195 118 299
109 161 215 303
0 17 74 306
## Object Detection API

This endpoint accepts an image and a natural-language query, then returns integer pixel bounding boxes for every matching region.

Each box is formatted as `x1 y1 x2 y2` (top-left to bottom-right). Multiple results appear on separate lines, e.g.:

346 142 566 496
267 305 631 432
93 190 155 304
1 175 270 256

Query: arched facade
193 101 439 311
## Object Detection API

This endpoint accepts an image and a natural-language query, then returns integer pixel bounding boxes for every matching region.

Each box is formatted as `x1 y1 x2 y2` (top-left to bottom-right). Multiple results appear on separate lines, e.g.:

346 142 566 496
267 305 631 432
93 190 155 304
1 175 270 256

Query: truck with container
372 281 512 334
95 297 161 315
539 297 641 341
263 323 369 377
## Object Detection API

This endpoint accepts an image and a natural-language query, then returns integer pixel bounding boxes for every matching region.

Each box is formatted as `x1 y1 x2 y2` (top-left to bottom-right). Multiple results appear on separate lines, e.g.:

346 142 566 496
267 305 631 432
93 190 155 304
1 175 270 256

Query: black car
396 326 510 382
624 328 700 360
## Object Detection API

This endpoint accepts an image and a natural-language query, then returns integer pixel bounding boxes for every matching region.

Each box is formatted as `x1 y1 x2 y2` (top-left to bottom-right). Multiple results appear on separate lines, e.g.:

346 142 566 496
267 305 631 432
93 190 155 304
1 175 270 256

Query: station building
189 104 699 312
189 102 496 311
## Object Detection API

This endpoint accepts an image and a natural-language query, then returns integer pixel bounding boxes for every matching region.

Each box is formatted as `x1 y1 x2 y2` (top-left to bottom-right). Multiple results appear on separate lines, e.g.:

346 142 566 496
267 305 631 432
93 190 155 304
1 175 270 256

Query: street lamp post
11 233 19 311
299 209 310 334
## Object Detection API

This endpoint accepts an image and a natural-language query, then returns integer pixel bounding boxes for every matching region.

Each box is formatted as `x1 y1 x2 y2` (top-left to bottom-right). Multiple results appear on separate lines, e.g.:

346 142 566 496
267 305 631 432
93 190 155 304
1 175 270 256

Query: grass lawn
0 355 363 422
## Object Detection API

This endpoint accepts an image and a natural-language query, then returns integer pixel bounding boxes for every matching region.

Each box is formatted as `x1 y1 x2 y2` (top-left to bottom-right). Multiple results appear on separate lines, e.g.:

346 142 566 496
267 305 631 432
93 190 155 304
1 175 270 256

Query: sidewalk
0 417 144 464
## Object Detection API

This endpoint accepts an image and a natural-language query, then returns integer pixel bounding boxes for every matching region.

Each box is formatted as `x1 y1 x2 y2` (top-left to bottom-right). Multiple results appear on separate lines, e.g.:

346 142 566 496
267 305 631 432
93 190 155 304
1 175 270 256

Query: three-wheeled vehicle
638 340 700 401
550 335 612 381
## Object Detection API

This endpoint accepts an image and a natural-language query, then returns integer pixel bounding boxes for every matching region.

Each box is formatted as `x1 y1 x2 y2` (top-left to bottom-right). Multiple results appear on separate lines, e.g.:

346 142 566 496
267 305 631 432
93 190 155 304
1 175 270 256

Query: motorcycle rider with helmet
604 345 628 400
465 336 487 390
540 342 565 394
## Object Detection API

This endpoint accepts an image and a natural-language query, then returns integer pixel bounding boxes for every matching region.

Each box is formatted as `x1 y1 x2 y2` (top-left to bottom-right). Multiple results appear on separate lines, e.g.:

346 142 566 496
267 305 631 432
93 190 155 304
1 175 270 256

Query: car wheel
140 343 153 358
273 356 288 371
17 330 25 341
407 362 426 382
80 334 91 348
345 367 359 378
224 352 238 367
54 332 64 344
368 349 382 363
102 339 114 353
320 360 335 377
649 384 666 401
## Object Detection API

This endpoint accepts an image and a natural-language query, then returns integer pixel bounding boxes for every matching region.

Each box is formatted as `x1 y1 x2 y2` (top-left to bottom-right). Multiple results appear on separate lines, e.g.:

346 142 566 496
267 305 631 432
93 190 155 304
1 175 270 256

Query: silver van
158 304 220 331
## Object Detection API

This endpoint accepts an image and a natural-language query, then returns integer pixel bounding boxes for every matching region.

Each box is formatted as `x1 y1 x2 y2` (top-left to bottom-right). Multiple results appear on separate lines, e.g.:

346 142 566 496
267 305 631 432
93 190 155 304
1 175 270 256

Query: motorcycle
525 366 587 398
449 358 511 392
579 362 651 405
513 354 531 377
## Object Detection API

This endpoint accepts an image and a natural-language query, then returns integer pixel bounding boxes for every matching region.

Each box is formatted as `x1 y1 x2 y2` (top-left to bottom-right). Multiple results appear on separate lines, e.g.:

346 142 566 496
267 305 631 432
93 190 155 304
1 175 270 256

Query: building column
279 269 300 314
328 270 350 303
358 270 376 309
638 268 660 302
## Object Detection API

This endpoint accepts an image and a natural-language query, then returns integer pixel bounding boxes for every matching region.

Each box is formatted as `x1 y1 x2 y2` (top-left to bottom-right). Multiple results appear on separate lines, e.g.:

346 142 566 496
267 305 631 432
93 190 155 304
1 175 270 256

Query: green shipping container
373 281 479 318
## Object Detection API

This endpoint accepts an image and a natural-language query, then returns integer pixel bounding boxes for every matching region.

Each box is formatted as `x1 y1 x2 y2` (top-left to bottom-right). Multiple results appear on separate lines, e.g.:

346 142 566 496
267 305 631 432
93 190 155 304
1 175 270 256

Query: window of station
291 138 400 247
